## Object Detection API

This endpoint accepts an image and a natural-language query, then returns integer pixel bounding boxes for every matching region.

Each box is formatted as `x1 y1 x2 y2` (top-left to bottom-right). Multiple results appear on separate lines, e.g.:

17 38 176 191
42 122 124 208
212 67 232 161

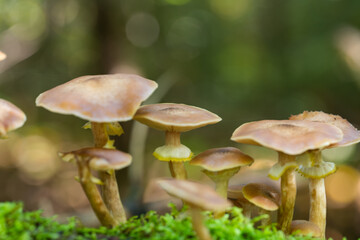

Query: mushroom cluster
0 69 351 239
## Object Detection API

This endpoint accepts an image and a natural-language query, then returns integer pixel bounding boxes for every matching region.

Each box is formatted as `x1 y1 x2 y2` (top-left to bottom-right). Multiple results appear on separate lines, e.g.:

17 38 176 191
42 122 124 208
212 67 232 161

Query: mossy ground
0 202 324 240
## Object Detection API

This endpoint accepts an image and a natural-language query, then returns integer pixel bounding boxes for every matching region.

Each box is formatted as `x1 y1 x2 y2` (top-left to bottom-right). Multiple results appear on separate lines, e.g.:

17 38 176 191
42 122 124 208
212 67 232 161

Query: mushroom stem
215 179 229 199
91 122 126 223
77 160 116 227
166 131 187 179
258 208 271 226
190 207 212 240
242 203 252 219
278 152 297 234
308 150 326 238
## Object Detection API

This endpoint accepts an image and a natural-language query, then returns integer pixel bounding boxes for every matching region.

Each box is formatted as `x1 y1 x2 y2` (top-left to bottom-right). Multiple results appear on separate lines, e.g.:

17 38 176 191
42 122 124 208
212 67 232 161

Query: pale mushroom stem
242 203 252 219
91 122 127 224
215 180 228 199
278 152 297 233
77 159 116 227
190 207 212 240
258 208 271 226
166 131 187 179
308 150 326 238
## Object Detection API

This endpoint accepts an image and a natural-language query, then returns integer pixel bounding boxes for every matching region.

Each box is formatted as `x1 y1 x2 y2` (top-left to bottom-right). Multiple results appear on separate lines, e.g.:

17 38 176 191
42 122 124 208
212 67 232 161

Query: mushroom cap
290 220 321 237
157 179 232 211
231 120 343 155
134 103 222 132
59 147 132 171
0 51 6 61
242 183 280 211
0 99 26 137
290 111 360 148
36 74 158 122
190 147 253 172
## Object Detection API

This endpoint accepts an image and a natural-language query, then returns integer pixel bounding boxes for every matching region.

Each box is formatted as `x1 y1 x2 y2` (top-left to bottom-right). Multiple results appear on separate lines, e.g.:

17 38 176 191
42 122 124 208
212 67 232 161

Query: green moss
0 202 323 240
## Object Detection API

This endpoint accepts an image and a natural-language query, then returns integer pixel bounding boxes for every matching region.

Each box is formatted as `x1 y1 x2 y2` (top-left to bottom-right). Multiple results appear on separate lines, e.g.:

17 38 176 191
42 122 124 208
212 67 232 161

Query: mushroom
158 179 232 240
231 120 343 233
0 99 26 138
59 147 132 226
290 111 360 237
36 74 157 223
290 220 321 238
190 147 253 198
0 51 6 61
242 183 280 226
134 103 221 179
227 184 252 218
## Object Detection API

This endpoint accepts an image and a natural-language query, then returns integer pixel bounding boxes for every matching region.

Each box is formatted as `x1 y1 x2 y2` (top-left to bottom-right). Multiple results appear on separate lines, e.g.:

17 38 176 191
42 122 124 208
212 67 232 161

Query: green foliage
0 202 321 240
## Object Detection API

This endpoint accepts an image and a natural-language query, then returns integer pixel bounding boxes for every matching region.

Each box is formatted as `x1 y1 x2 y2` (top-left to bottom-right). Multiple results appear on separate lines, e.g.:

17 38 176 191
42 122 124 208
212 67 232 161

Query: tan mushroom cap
227 185 249 207
36 74 158 122
290 220 321 237
0 51 6 61
231 120 343 155
242 183 280 211
290 111 360 148
190 147 254 172
158 179 232 211
134 103 222 132
59 147 132 171
0 99 26 137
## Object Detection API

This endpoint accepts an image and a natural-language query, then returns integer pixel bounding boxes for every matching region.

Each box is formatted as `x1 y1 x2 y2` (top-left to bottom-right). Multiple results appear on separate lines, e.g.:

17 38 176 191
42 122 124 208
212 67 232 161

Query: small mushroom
158 179 232 240
290 111 360 237
227 184 252 218
190 147 253 198
134 103 221 179
290 220 321 238
59 147 132 226
0 51 6 61
0 99 26 138
36 74 157 223
242 183 280 226
231 120 343 233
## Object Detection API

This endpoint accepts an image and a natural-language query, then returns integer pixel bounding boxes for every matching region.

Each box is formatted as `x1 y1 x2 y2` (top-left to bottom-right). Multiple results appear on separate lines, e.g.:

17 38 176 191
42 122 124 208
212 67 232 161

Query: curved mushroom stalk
190 207 212 240
76 158 116 227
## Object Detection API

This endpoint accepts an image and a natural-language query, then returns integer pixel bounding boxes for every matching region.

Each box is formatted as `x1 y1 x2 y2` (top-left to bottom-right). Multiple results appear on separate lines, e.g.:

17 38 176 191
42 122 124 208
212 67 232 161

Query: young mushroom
134 103 221 179
290 111 360 237
0 99 26 138
158 179 232 240
190 147 253 198
231 120 343 233
36 74 157 223
242 183 280 226
227 185 252 218
59 147 132 226
290 220 321 238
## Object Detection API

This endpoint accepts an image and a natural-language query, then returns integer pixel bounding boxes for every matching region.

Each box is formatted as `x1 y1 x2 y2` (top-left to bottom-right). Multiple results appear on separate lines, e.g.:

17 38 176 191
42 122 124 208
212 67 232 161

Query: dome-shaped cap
0 99 26 137
0 51 6 61
290 220 321 237
59 147 132 171
158 179 232 211
36 74 158 122
290 111 360 148
242 183 280 211
190 147 253 172
231 120 343 155
134 103 221 132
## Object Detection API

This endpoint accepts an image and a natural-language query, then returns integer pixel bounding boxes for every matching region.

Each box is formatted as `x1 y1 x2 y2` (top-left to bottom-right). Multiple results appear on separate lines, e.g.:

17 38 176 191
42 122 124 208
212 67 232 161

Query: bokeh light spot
126 13 160 48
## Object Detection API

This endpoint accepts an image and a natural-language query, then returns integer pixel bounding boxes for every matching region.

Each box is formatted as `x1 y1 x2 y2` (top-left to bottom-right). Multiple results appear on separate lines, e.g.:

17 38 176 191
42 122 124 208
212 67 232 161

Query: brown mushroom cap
134 103 221 132
231 120 343 155
242 183 280 211
0 51 6 61
290 111 360 148
59 147 132 171
36 74 158 122
227 184 248 205
0 99 26 137
190 147 253 171
290 220 321 237
158 179 232 211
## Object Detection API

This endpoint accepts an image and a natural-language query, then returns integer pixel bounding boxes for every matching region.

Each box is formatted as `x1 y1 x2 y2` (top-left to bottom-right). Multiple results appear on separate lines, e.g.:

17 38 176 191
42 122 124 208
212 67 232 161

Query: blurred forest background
1 0 360 239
